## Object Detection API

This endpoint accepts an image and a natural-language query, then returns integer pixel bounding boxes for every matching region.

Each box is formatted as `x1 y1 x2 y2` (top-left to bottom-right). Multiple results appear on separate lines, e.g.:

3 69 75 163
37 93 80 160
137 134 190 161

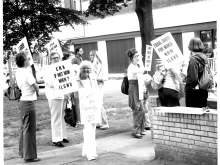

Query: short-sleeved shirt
127 63 144 80
16 67 37 101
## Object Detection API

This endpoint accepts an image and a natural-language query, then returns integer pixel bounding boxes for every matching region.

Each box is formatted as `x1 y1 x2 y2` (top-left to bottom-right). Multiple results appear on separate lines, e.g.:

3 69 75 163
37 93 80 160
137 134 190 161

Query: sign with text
144 45 153 71
16 37 33 65
79 89 102 124
151 32 184 69
92 54 102 79
45 38 63 58
47 60 78 95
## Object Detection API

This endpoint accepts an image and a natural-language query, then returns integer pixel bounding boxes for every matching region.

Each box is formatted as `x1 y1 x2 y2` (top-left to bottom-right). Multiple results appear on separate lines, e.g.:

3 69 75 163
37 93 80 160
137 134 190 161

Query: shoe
132 133 143 139
87 156 96 161
100 125 109 130
52 142 64 147
145 127 151 130
63 139 69 143
24 158 41 162
140 132 146 135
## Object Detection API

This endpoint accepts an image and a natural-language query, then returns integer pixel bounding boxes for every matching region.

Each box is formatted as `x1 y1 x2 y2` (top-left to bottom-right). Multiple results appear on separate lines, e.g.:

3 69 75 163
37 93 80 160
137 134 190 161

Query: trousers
48 99 67 142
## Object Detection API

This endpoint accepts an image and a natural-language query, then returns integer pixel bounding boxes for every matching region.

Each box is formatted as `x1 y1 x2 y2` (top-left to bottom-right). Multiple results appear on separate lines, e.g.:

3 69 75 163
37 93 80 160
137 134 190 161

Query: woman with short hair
45 52 69 147
15 51 40 162
126 48 146 139
74 60 99 161
185 37 209 107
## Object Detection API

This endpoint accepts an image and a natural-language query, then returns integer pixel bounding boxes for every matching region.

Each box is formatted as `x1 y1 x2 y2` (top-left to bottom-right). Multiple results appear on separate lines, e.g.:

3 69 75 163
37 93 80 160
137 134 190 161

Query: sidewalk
4 131 155 165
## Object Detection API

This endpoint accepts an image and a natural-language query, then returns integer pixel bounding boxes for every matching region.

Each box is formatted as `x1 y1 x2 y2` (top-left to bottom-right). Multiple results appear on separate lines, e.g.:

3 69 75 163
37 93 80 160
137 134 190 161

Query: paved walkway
5 131 155 165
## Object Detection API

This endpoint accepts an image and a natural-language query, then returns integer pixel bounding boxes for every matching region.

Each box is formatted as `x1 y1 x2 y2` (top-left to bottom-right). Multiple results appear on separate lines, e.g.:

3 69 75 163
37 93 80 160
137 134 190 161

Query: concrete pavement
4 131 155 165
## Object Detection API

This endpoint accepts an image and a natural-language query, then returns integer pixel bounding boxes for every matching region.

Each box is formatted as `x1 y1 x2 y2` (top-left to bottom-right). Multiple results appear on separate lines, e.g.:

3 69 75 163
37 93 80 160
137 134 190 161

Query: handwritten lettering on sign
48 60 78 94
144 45 153 71
45 38 63 58
151 32 184 69
79 89 102 124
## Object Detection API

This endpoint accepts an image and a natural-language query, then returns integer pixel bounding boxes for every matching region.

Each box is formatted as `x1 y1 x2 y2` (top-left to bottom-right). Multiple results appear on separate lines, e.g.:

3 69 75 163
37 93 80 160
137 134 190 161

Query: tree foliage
85 0 155 75
84 0 122 18
3 0 87 52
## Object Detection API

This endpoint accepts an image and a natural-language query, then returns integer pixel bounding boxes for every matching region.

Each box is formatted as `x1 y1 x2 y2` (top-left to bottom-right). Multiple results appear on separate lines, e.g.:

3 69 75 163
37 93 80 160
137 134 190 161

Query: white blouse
16 68 37 101
127 63 144 80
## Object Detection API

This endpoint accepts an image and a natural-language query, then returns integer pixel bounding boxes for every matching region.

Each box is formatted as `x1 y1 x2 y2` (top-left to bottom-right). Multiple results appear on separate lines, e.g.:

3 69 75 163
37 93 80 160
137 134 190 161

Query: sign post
151 32 184 69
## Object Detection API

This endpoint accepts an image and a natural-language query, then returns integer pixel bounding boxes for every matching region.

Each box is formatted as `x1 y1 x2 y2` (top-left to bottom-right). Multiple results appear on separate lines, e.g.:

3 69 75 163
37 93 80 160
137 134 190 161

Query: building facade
55 0 217 78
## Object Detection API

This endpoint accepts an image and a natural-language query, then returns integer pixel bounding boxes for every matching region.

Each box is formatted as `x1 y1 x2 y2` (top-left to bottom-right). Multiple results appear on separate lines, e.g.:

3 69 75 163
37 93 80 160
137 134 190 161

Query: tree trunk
135 0 156 76
135 0 156 93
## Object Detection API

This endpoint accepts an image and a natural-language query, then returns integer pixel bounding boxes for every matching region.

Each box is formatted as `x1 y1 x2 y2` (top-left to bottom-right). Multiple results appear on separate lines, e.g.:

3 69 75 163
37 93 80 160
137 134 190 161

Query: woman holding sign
156 60 182 107
127 48 146 139
15 51 41 162
74 60 100 161
45 52 69 147
89 50 109 130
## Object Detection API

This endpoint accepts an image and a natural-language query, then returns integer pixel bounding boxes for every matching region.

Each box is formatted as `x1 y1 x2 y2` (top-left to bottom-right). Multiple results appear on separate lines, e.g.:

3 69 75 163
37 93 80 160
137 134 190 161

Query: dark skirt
18 101 37 160
128 80 145 134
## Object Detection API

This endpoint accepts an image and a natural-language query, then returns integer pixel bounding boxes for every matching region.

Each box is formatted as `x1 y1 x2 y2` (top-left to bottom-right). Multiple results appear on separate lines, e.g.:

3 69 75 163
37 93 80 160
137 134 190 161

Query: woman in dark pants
185 37 209 108
15 51 40 162
156 60 182 107
127 48 146 139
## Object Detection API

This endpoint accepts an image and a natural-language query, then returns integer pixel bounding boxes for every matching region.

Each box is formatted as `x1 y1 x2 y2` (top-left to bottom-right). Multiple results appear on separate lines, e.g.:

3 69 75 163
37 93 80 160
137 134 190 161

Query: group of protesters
14 36 213 162
14 47 110 162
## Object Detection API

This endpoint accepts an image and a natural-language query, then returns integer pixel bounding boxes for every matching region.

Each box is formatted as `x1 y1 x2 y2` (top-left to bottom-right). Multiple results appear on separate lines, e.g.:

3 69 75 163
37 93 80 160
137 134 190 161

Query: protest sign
16 37 33 65
79 89 102 124
150 32 184 69
144 45 153 71
45 38 63 58
47 60 78 95
92 54 102 79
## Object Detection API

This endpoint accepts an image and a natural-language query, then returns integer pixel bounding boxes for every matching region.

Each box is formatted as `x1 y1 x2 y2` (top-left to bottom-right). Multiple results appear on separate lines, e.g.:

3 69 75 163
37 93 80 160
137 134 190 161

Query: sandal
52 142 64 147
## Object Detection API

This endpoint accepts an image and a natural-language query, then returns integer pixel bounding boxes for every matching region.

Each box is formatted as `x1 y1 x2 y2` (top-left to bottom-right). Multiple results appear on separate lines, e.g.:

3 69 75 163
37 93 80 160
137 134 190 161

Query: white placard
16 37 33 65
151 32 184 69
79 89 102 124
45 38 63 58
92 54 102 79
145 45 153 71
47 60 78 95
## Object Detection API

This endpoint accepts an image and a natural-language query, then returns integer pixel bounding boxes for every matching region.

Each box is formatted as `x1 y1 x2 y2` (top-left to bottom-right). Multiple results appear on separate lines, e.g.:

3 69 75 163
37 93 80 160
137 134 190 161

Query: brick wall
148 96 218 165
